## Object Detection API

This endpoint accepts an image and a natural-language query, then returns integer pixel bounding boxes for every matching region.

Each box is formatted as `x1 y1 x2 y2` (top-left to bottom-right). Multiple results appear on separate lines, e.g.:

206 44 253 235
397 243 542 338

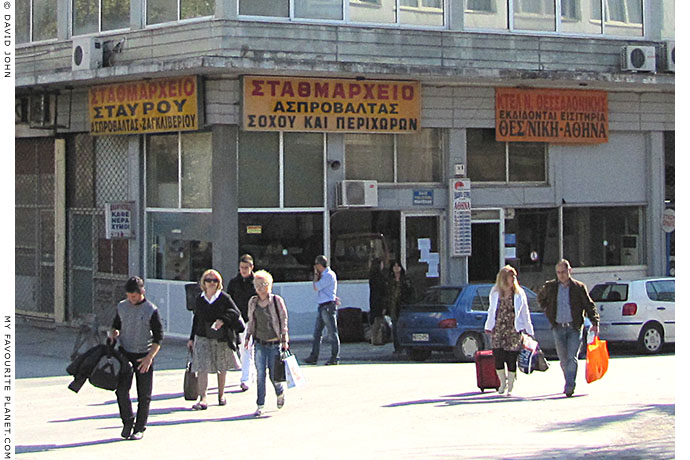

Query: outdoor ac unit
620 45 656 72
661 41 675 72
72 37 102 71
337 180 378 207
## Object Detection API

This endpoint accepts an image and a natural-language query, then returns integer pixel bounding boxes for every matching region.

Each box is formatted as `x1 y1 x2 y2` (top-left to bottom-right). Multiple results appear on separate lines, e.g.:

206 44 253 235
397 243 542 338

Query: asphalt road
11 322 678 459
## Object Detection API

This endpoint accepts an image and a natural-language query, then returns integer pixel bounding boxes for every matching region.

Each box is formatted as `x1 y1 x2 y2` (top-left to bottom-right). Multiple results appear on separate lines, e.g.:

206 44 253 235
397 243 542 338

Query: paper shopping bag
285 352 306 388
586 336 609 383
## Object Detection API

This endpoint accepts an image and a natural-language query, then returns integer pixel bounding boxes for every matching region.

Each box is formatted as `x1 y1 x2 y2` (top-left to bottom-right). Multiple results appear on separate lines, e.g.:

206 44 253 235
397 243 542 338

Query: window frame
466 129 548 185
71 0 131 37
145 0 216 27
17 0 59 44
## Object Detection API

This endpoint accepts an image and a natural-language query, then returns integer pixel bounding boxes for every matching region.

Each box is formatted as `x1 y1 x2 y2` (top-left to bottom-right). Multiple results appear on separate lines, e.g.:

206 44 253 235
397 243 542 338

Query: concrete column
212 125 238 279
646 131 665 276
54 139 66 323
446 128 467 285
128 136 144 277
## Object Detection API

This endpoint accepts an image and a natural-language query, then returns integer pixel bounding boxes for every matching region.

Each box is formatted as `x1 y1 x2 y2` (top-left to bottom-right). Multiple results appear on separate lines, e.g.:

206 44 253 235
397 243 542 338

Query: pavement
11 319 678 459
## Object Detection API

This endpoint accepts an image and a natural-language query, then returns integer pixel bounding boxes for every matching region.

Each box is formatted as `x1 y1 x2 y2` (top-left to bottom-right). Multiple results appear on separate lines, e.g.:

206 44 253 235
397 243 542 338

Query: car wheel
407 348 432 362
453 332 482 362
638 323 664 354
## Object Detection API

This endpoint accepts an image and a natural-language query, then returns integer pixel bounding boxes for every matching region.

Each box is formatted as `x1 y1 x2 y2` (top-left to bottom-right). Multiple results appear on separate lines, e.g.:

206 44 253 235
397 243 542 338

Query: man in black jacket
227 254 256 391
109 276 163 440
538 260 599 397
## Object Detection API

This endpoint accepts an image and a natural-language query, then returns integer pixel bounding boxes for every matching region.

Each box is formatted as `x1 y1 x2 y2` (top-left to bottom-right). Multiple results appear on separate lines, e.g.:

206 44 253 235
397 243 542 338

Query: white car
589 278 675 354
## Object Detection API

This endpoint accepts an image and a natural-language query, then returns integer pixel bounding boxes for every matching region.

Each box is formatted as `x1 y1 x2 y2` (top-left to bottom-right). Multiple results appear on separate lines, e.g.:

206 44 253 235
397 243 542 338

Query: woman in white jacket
484 265 534 396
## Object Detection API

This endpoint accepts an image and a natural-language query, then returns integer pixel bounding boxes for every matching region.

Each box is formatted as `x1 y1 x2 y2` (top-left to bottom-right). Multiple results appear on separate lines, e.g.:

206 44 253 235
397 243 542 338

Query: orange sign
243 76 421 133
495 88 608 144
89 76 201 135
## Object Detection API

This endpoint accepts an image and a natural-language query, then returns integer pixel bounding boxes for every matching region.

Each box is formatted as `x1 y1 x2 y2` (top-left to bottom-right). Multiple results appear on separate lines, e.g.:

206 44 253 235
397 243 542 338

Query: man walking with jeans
538 259 599 397
304 255 340 365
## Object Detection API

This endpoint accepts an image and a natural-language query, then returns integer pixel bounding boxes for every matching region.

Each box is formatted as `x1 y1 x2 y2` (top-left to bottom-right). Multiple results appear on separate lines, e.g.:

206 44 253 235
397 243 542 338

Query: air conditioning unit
620 45 656 72
72 37 102 71
337 180 378 207
661 40 675 72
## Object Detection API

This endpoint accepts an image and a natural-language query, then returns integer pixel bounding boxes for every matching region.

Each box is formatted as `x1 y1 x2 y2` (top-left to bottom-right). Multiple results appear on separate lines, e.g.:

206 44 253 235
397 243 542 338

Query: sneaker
254 405 264 416
277 393 285 409
324 359 339 366
303 356 317 365
129 431 144 441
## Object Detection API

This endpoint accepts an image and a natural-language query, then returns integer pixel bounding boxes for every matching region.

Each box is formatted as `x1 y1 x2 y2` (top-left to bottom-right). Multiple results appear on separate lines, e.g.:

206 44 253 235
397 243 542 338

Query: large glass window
148 0 214 25
505 208 559 291
345 129 443 183
238 132 325 208
295 0 343 20
464 0 507 29
239 0 289 16
330 210 401 280
17 0 57 43
145 131 212 281
238 213 323 282
73 0 130 35
467 128 547 183
561 0 602 34
604 0 642 36
563 206 644 267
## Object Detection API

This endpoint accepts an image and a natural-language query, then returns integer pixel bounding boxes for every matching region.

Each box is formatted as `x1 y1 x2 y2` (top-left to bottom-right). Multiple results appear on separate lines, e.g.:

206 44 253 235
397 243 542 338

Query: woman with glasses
244 270 289 416
187 269 242 410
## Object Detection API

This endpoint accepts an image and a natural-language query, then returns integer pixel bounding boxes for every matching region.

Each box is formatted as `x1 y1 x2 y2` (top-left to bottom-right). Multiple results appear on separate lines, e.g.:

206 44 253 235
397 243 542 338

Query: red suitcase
474 350 500 392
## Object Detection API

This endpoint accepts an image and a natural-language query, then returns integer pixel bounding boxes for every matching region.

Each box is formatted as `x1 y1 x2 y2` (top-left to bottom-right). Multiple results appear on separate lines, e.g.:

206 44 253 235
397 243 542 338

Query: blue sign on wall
413 190 433 206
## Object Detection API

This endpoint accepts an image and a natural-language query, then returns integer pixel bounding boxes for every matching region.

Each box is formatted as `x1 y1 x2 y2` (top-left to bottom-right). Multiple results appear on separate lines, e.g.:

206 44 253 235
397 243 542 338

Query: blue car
397 284 555 362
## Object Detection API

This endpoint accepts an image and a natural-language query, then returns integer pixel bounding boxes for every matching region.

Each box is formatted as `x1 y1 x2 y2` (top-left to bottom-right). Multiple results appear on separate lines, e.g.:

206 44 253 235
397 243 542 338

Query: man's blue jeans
253 341 284 407
309 302 340 361
552 324 583 393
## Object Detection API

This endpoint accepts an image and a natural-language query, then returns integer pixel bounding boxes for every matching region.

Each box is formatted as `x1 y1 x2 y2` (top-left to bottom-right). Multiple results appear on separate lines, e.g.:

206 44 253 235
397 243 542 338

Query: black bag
183 352 199 401
205 321 226 340
274 351 287 382
89 349 122 391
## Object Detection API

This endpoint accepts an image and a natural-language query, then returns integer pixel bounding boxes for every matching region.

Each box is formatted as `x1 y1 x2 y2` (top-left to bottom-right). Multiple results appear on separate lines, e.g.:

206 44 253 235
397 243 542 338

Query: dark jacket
369 269 389 321
538 277 600 330
190 292 244 350
227 273 256 322
66 344 133 393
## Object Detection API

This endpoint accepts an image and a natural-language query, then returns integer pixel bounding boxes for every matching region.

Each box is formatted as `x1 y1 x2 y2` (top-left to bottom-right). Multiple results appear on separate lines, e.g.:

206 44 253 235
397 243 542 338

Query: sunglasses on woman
204 278 219 283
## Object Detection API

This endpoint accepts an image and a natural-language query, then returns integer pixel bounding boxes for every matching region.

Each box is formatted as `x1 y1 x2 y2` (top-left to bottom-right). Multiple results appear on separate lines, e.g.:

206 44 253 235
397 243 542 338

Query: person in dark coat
368 258 388 323
227 254 257 392
387 259 414 353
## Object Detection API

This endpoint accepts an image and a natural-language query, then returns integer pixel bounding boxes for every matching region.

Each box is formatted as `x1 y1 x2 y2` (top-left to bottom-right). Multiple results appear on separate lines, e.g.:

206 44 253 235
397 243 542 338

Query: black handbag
89 345 123 391
274 350 287 382
183 352 199 401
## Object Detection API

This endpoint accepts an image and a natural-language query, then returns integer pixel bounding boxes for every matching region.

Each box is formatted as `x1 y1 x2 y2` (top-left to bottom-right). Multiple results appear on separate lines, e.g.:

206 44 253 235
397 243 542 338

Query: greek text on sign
89 76 201 135
495 88 608 144
243 76 421 133
450 179 472 257
105 202 134 239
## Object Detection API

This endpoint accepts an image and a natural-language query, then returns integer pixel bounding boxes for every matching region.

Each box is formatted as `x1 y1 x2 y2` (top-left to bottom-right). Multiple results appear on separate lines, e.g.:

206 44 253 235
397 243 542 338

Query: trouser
553 324 583 393
253 341 284 406
116 349 153 432
239 330 256 386
492 348 518 373
309 302 340 360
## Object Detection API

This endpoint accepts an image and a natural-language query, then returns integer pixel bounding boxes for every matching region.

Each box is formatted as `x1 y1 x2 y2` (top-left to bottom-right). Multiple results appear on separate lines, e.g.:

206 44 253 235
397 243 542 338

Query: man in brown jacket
538 259 599 397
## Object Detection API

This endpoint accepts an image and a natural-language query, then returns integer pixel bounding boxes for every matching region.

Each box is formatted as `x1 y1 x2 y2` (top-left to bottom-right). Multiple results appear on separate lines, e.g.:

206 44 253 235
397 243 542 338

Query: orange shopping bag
585 336 609 383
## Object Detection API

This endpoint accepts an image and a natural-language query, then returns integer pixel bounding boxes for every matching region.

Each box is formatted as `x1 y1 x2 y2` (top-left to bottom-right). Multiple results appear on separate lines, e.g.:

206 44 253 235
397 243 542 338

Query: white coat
484 289 534 336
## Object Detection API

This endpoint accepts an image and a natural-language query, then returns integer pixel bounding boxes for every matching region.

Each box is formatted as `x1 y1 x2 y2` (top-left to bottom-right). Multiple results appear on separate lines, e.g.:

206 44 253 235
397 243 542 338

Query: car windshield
590 283 628 302
414 287 462 306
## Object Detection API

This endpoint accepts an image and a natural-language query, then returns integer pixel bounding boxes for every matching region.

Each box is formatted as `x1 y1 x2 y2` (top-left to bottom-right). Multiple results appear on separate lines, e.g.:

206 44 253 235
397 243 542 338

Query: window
239 0 444 26
467 129 547 183
147 0 214 25
561 0 602 34
604 0 642 36
590 283 628 302
646 280 674 302
470 285 491 311
238 213 323 282
514 0 556 31
563 206 644 268
464 0 507 30
17 0 57 43
505 208 559 289
345 129 443 183
145 132 212 281
238 132 325 208
73 0 130 35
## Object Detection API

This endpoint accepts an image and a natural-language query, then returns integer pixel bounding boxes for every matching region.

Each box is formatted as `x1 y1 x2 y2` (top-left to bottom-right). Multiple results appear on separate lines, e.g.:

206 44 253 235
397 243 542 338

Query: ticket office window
563 206 645 268
466 128 547 184
145 131 213 281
